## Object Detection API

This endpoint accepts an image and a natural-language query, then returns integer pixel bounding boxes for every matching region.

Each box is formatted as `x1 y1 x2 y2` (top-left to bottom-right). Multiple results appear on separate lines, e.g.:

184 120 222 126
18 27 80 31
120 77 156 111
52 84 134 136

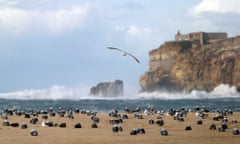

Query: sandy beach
0 110 239 144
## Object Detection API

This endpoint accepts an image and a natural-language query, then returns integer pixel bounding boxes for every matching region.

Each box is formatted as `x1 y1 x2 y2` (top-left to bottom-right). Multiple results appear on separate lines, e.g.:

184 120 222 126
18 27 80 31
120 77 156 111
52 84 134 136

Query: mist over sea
0 84 239 112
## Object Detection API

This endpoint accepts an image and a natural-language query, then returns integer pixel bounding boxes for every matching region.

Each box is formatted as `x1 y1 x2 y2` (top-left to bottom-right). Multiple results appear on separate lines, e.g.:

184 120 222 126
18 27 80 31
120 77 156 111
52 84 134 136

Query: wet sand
0 111 240 144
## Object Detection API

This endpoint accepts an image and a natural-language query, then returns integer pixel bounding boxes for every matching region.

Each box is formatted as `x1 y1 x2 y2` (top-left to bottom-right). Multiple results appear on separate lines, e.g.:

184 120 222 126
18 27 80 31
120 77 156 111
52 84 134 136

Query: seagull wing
107 47 126 53
125 52 140 63
107 47 140 63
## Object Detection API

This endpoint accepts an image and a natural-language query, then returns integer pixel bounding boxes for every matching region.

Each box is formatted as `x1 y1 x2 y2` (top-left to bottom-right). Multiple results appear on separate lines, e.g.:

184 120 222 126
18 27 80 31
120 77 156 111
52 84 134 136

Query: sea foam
0 84 239 100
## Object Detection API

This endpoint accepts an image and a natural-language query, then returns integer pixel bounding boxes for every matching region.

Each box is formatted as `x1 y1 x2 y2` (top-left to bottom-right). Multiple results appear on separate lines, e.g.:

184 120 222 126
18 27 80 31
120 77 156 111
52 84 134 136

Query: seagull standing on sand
107 47 140 63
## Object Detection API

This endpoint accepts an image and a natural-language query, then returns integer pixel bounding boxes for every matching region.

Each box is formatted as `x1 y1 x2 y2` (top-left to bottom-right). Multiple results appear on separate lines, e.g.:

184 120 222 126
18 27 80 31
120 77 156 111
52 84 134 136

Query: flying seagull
107 47 140 63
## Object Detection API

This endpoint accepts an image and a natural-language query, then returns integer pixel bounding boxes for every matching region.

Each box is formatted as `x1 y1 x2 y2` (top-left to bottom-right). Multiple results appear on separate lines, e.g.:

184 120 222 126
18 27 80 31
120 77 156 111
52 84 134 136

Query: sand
0 111 240 144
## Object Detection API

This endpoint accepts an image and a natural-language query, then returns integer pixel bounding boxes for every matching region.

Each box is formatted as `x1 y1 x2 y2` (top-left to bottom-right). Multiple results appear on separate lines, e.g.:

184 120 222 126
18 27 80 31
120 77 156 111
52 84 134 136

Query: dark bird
107 47 140 63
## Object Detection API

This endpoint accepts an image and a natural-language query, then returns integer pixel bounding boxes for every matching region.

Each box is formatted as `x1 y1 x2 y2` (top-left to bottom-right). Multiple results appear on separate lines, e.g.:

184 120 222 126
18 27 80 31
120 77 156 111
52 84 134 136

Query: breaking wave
0 84 239 100
0 85 86 100
139 84 240 99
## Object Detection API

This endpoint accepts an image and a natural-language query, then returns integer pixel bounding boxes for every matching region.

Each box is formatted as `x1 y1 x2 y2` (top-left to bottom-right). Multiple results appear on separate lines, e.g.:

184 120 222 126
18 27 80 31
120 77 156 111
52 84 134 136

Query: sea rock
90 80 123 97
140 31 240 93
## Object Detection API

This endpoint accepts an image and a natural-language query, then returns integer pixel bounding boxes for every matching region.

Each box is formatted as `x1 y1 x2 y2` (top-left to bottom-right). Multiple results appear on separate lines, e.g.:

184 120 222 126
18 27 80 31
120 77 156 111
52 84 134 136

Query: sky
0 0 240 97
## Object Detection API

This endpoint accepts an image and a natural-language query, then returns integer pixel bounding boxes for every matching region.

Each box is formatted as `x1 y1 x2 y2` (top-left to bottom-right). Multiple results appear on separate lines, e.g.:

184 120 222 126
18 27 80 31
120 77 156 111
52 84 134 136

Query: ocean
0 84 240 113
1 98 240 113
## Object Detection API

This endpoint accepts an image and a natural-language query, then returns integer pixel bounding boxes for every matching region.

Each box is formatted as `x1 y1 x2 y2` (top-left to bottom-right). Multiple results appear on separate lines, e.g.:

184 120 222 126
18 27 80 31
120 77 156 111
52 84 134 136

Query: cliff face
90 80 124 97
140 36 240 93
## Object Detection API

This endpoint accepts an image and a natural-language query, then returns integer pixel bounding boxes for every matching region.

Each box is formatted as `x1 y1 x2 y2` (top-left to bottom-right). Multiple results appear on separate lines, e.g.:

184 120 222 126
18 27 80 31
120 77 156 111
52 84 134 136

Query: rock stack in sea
90 80 124 97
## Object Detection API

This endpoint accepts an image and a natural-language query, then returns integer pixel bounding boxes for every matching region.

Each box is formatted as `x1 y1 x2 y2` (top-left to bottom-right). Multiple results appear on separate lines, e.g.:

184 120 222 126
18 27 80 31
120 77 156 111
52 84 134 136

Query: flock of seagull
1 106 240 137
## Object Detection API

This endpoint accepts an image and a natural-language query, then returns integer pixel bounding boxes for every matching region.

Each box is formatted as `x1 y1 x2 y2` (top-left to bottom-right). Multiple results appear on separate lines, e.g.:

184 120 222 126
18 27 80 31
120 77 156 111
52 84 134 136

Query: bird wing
107 46 140 63
126 52 140 63
107 47 126 53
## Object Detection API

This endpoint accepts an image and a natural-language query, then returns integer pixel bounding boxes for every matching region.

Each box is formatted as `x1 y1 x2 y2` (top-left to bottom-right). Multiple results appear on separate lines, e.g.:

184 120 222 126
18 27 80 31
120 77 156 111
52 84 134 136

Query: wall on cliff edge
140 35 240 93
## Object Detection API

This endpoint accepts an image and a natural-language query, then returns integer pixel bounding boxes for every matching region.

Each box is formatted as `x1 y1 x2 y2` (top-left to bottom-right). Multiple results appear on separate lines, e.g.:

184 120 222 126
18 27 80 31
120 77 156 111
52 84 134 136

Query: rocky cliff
90 80 123 97
140 34 240 93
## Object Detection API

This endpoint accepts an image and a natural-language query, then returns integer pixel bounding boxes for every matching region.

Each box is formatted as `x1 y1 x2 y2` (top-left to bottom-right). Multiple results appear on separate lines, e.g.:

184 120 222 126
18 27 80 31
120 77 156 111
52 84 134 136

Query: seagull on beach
107 47 140 63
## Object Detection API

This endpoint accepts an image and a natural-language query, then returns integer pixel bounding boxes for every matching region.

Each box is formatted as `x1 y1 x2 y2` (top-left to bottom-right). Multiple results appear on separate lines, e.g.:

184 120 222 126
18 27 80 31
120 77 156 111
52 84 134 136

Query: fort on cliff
175 31 227 45
140 31 240 93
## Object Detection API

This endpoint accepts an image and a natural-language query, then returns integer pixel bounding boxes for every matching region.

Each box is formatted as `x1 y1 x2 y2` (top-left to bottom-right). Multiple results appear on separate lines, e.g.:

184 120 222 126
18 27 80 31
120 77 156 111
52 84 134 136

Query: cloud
113 24 162 56
191 19 216 31
192 0 240 14
0 7 30 35
43 5 90 33
115 25 159 39
188 0 240 37
123 2 146 11
127 25 141 37
0 5 90 35
0 0 18 5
